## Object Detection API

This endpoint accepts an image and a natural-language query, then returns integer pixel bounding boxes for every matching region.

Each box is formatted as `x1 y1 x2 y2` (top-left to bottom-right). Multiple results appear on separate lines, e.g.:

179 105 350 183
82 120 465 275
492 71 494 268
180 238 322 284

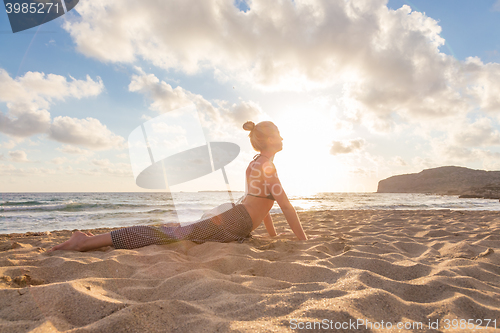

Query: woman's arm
277 198 307 240
265 166 307 240
263 213 277 236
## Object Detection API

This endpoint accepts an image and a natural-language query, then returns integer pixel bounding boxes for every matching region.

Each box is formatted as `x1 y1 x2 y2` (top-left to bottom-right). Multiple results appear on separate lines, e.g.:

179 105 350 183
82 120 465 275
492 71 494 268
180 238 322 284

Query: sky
1 0 500 194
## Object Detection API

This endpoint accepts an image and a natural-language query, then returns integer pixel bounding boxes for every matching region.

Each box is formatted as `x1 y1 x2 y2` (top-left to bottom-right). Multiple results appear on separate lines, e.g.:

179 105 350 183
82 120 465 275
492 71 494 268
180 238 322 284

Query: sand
1 210 499 332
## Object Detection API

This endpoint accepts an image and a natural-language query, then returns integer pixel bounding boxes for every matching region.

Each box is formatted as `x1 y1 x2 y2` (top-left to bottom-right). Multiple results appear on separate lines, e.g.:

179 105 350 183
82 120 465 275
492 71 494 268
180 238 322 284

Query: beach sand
1 210 499 332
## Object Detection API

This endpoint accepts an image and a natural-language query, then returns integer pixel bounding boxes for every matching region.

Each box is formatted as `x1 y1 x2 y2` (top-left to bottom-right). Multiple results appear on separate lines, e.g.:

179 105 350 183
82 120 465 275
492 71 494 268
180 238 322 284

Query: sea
1 192 499 234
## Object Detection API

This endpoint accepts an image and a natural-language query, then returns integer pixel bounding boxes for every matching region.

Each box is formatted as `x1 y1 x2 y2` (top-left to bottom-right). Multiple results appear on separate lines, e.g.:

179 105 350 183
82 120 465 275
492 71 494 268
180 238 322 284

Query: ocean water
0 192 499 234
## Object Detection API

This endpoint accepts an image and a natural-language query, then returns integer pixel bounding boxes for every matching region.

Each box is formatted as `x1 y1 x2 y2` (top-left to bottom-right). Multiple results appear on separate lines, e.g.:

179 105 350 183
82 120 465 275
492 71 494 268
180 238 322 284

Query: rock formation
377 166 500 199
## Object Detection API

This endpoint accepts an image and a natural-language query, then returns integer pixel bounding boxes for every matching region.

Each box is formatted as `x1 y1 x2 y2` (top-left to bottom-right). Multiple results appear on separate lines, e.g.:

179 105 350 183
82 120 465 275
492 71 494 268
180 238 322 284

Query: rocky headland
377 166 500 199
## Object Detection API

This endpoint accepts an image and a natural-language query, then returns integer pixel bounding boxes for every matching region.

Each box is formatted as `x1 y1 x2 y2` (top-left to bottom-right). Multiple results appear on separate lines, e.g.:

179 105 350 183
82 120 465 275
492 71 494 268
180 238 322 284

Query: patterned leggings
110 204 253 249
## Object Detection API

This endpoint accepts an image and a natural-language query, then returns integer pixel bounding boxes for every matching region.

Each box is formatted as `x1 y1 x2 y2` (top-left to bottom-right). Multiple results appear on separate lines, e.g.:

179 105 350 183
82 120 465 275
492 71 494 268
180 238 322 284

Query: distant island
377 166 500 199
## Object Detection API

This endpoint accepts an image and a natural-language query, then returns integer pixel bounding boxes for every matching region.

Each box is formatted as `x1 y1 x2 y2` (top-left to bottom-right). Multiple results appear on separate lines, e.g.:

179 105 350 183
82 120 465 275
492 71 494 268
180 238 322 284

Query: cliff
377 166 500 198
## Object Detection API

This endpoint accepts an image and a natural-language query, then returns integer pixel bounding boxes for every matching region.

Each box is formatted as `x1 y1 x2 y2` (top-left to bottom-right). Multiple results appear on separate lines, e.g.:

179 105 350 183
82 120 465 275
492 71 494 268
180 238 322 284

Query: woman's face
267 129 283 152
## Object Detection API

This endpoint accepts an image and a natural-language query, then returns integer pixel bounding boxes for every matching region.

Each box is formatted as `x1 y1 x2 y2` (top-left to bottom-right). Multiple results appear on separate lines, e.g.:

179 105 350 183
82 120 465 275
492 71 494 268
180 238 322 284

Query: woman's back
245 154 277 200
241 155 276 228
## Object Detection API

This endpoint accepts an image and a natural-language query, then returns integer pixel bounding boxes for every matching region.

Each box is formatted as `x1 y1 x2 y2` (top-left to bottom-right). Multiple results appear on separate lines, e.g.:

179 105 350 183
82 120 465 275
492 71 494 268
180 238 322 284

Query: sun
272 107 351 196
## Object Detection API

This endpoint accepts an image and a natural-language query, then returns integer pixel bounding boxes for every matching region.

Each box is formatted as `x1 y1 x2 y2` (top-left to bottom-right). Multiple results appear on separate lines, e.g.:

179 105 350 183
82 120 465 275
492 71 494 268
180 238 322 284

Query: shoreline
2 206 500 236
1 209 499 332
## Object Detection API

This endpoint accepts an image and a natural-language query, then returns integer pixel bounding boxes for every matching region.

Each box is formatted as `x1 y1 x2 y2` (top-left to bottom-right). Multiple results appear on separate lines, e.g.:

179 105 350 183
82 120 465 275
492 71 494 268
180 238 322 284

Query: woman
48 121 307 252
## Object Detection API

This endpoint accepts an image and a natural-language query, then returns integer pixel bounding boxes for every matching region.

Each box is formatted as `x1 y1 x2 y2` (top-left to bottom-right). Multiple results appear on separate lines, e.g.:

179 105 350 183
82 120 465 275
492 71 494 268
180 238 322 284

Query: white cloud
0 164 16 174
492 0 500 12
452 117 500 147
0 69 103 108
27 139 40 146
100 163 133 177
57 165 74 174
0 69 104 138
78 162 132 177
64 0 500 134
0 139 18 149
427 134 500 167
388 156 407 167
77 168 101 176
0 70 103 102
57 144 94 155
129 74 192 113
8 150 30 163
150 123 186 135
412 115 500 168
0 105 51 137
91 158 111 167
464 57 500 113
129 73 265 132
49 116 125 150
51 157 68 165
0 164 56 176
330 138 365 155
227 101 264 127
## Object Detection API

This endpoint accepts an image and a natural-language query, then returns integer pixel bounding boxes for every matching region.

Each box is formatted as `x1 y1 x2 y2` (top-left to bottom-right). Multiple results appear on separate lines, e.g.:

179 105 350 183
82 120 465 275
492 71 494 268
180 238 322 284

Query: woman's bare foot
47 231 90 252
47 231 113 252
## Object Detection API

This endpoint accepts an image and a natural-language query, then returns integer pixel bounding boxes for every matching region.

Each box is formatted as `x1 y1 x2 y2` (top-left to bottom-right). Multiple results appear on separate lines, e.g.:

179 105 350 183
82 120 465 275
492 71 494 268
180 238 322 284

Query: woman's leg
110 225 184 249
48 231 113 252
48 204 252 252
183 204 253 243
48 225 169 252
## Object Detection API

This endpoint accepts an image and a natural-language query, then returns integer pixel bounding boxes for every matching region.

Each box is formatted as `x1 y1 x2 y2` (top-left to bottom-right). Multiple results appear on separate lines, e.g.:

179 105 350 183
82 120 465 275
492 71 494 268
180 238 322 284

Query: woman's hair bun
243 121 255 131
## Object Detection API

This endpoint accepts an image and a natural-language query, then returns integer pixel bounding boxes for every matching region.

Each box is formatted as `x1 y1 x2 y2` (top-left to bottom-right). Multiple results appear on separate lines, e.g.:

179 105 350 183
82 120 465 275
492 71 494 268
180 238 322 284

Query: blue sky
1 0 500 193
388 1 500 61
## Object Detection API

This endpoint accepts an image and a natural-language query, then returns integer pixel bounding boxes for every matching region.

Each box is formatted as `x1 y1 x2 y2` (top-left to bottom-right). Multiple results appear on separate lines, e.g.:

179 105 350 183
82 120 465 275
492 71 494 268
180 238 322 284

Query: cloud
493 0 500 12
0 105 51 137
129 73 265 131
116 153 129 159
79 162 133 177
438 145 497 165
77 168 101 176
63 0 500 135
0 69 103 108
391 156 407 167
330 138 365 155
427 134 500 166
415 115 500 168
0 139 18 149
51 157 68 165
48 116 125 150
0 68 104 138
100 162 133 177
452 117 500 147
227 101 263 127
129 74 192 112
57 144 94 155
464 57 500 113
0 164 16 174
91 158 111 167
67 0 398 86
57 165 74 174
0 70 103 102
8 150 30 163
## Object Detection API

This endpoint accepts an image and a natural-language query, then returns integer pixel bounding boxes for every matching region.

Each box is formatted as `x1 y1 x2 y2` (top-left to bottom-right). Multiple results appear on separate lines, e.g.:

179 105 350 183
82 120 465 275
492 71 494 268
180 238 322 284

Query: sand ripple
1 210 499 332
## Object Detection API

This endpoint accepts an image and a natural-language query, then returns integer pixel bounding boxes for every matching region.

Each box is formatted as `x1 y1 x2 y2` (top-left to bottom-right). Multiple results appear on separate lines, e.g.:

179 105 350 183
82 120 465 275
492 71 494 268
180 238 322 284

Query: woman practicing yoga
48 121 308 252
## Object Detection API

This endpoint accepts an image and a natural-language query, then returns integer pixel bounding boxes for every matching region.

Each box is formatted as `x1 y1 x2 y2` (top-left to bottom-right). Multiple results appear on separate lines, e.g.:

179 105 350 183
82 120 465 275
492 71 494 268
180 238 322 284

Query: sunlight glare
274 105 352 195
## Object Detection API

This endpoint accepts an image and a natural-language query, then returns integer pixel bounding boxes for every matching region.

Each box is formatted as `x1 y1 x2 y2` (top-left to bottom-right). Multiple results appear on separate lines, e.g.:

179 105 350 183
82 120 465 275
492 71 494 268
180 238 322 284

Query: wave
0 200 46 207
0 202 171 213
0 203 73 212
